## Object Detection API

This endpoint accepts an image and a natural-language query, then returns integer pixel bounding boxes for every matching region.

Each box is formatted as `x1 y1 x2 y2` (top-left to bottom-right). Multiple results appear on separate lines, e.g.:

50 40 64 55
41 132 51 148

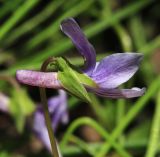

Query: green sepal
56 57 96 103
74 71 98 88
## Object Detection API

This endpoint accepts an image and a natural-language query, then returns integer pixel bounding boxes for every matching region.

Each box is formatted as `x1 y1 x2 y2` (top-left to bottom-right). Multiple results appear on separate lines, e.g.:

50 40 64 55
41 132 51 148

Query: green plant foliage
0 0 160 156
9 89 35 133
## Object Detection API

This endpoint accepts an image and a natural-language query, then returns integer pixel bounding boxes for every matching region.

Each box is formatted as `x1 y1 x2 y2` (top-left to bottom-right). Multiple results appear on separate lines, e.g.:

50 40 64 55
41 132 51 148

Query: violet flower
16 18 145 98
33 89 68 151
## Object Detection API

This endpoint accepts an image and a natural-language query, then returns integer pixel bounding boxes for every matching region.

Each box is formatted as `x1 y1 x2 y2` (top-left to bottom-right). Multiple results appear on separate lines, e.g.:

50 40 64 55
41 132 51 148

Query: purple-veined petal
60 18 96 75
87 87 146 98
16 70 62 89
91 53 143 88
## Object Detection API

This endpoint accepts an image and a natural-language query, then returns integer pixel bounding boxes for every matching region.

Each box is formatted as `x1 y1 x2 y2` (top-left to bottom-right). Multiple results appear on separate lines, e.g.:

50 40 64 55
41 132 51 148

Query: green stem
96 76 160 157
0 0 39 40
129 16 147 50
1 0 152 75
69 135 95 156
61 141 160 156
116 99 126 144
25 0 94 51
101 0 133 146
39 88 59 157
140 35 160 57
0 0 22 19
145 92 160 157
114 24 133 51
39 57 60 157
89 94 107 126
4 0 64 45
60 117 132 157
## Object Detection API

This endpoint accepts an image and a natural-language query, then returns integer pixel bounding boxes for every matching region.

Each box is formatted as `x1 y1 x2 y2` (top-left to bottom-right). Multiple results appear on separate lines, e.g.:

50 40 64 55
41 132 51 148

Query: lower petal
87 87 146 98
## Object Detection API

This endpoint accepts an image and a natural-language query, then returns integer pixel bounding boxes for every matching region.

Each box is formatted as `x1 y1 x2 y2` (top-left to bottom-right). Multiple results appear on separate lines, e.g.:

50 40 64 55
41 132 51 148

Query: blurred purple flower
16 18 145 98
0 92 10 113
0 91 68 152
33 89 68 151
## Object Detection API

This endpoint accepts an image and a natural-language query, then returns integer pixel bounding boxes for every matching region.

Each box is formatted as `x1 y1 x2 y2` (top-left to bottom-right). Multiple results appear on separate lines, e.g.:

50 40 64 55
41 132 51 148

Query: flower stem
96 77 160 157
145 92 160 157
60 117 132 157
39 57 59 157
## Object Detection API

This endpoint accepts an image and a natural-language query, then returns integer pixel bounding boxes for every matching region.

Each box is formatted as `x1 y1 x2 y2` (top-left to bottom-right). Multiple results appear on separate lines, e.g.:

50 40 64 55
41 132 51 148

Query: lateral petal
91 53 143 88
60 18 96 75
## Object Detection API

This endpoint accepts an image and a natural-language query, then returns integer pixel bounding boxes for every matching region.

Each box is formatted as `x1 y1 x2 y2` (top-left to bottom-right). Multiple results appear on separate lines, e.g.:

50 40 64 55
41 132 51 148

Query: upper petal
87 87 146 99
60 18 96 75
91 53 143 88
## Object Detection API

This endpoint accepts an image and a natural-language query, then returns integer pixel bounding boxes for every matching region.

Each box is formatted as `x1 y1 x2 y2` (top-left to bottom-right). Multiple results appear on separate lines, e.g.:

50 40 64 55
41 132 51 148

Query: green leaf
9 88 35 133
126 120 151 145
0 152 10 157
57 57 93 103
0 152 24 157
0 51 14 64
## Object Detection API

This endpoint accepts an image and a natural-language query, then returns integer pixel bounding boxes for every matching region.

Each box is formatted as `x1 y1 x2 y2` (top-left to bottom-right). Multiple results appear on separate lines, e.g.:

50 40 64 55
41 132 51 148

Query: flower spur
16 18 145 99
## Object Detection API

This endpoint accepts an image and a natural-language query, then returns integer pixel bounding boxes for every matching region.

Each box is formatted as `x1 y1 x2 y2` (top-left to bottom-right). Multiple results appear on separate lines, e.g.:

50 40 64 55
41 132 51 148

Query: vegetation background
0 0 160 157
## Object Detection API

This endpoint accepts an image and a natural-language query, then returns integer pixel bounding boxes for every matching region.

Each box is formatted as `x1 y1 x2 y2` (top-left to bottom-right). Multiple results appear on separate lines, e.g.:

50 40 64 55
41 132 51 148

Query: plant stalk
39 57 59 157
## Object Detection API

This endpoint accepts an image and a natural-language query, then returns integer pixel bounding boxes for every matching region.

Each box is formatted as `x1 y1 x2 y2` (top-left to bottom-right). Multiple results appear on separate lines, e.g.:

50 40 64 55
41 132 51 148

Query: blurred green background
0 0 160 157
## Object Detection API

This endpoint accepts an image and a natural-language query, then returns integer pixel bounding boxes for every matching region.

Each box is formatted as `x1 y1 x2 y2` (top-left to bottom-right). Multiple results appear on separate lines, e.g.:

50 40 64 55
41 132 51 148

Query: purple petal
60 18 96 75
51 108 67 131
57 90 69 124
48 90 68 118
49 90 69 130
48 97 61 113
33 109 51 151
16 70 62 89
88 87 146 98
91 53 143 88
